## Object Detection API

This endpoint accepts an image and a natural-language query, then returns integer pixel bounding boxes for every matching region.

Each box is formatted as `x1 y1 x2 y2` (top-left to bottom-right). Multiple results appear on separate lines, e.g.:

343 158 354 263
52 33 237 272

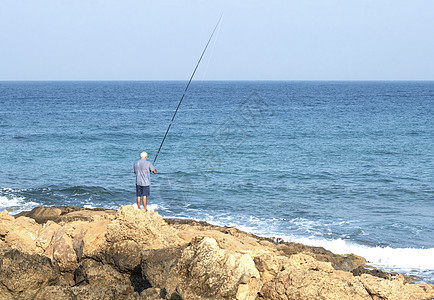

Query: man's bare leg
137 196 141 209
142 196 147 212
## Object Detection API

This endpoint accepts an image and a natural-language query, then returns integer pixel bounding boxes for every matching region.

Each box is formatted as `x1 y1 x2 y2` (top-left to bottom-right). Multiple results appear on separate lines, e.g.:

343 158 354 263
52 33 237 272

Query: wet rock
15 206 116 224
352 265 416 284
21 206 62 224
276 241 367 272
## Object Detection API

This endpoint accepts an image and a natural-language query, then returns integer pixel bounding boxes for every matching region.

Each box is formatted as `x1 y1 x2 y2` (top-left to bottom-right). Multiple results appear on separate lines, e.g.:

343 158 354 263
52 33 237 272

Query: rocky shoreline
1 206 433 300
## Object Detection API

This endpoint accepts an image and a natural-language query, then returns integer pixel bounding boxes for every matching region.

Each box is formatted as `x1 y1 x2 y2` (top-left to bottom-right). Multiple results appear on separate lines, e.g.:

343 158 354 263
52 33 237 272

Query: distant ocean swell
1 81 433 284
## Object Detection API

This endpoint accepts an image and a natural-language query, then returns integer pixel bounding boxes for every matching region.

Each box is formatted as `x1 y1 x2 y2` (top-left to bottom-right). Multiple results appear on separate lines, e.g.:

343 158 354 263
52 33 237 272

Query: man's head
140 152 148 159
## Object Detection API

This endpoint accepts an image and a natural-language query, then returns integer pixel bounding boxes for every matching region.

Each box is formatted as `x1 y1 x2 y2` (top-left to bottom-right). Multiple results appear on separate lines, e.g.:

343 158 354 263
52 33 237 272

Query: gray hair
140 152 147 159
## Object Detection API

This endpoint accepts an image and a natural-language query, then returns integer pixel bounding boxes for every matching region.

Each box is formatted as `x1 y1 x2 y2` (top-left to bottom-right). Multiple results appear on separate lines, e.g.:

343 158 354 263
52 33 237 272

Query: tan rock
35 285 140 300
36 220 61 251
44 227 77 272
58 209 116 223
260 253 371 300
106 205 183 249
70 219 110 260
144 237 262 300
254 252 291 282
360 273 434 300
0 210 43 255
140 288 165 299
105 239 143 272
3 207 434 300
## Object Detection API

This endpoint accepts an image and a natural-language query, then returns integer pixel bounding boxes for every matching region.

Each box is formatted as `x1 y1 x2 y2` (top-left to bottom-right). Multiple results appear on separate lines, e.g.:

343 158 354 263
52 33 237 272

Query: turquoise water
0 81 433 282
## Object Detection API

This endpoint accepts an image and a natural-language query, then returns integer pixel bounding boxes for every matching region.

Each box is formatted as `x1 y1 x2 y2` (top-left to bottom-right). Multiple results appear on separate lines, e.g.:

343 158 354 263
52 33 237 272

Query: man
133 152 157 211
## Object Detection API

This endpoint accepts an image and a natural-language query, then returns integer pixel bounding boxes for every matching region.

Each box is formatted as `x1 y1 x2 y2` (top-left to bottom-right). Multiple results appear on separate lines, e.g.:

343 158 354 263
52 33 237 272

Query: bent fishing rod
153 16 222 165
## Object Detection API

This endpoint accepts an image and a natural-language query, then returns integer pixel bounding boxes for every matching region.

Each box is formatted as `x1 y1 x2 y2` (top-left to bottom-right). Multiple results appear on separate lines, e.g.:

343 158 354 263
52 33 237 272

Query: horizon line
1 79 434 82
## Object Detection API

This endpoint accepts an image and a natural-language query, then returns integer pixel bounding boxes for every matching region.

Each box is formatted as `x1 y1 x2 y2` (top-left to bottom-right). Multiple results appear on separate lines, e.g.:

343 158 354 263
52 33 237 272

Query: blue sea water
0 81 433 283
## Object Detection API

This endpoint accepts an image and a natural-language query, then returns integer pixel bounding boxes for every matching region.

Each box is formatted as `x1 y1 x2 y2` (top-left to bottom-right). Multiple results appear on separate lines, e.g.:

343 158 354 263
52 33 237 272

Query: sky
1 0 434 81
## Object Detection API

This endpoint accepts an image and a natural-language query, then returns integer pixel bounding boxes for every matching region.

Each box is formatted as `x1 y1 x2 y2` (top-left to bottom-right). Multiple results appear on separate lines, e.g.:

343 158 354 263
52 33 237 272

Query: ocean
0 81 433 283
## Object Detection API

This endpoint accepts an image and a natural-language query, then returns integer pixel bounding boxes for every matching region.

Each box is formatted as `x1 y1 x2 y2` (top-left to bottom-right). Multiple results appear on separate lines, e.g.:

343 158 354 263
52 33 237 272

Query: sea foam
290 236 434 271
0 194 40 214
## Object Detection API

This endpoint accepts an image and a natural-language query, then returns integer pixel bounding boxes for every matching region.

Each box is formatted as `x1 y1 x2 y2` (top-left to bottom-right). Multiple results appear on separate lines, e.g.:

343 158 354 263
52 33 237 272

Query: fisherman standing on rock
133 152 157 211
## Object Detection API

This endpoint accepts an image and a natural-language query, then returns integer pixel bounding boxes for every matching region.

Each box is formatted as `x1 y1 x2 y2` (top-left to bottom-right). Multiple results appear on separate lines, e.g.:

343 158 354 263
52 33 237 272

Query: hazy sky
1 0 434 80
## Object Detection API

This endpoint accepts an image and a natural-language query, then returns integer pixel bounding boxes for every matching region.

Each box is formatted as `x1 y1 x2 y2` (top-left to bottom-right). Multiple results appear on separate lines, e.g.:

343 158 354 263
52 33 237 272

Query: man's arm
150 163 157 174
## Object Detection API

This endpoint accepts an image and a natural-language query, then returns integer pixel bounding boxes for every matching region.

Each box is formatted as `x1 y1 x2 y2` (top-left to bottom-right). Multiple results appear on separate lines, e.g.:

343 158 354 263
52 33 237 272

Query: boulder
142 237 261 300
276 241 367 272
360 273 434 300
71 219 110 261
254 252 291 282
43 226 78 272
23 206 62 224
0 249 61 300
2 206 434 300
259 253 371 300
35 220 61 251
15 206 117 224
141 247 185 290
73 259 127 286
58 209 116 223
106 205 183 249
0 210 42 255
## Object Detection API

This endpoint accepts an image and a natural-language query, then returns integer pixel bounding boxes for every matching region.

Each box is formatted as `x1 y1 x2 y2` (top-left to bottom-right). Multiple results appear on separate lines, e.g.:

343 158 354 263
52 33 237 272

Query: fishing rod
153 16 222 165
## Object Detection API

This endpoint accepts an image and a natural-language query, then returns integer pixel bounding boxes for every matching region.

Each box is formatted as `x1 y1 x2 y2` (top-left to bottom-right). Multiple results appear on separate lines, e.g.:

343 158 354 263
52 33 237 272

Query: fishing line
153 16 223 165
198 16 222 83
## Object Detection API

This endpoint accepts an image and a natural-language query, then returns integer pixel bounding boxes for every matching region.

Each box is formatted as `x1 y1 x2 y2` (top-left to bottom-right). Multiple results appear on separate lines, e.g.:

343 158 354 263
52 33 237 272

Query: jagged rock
103 240 143 272
43 226 77 272
71 219 110 261
0 249 61 300
58 209 116 223
140 288 166 300
142 237 261 300
0 210 42 255
2 207 434 300
360 273 434 300
259 253 371 299
106 205 183 249
74 259 129 286
35 220 61 251
34 285 140 300
352 265 416 284
141 247 185 289
254 252 291 282
276 241 367 272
